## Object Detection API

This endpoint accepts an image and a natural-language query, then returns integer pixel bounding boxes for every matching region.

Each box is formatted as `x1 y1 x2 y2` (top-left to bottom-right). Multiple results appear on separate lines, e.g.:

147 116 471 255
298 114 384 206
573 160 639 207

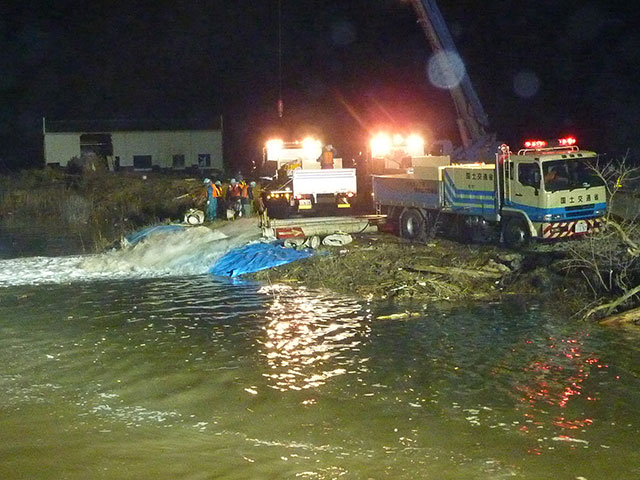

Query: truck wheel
400 209 426 242
503 217 530 248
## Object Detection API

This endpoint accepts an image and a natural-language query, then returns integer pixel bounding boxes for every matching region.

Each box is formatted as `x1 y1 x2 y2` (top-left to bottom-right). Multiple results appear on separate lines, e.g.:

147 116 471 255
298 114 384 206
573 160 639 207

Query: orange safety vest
240 182 249 198
320 150 334 168
212 185 221 198
229 183 242 198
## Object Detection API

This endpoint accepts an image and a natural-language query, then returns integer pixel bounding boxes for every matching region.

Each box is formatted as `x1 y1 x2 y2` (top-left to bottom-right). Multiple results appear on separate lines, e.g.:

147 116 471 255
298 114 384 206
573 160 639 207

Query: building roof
44 117 222 133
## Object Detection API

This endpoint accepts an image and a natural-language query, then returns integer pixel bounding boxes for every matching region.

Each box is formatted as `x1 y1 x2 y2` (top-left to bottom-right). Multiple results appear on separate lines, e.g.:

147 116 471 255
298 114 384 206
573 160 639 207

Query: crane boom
409 0 493 159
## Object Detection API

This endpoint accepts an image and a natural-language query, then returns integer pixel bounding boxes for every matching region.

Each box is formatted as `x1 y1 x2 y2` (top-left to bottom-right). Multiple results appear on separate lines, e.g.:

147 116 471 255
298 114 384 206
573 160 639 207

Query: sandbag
303 235 321 249
284 238 305 249
184 209 205 225
322 233 352 246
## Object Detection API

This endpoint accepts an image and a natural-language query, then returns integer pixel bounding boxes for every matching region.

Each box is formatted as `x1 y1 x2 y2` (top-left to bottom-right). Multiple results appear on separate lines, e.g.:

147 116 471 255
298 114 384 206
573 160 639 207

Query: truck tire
503 217 530 248
400 209 426 242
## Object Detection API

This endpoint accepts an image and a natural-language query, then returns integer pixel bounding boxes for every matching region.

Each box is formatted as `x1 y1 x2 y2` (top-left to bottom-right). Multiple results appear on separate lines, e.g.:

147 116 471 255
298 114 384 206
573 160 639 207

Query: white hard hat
250 181 256 187
230 178 237 184
215 180 222 186
203 178 211 184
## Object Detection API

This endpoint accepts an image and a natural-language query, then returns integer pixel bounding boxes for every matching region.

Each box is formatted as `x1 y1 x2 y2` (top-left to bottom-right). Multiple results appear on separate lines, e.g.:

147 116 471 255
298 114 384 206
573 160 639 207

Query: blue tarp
209 242 315 277
124 224 186 246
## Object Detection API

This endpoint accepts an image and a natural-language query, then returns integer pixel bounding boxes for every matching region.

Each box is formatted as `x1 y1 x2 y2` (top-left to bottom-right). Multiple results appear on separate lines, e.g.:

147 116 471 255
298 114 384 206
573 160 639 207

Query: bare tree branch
562 155 640 322
606 219 640 257
584 282 640 321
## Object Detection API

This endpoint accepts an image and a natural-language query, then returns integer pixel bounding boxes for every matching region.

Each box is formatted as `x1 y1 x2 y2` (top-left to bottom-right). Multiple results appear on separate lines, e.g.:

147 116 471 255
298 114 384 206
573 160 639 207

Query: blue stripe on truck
443 170 496 214
505 200 606 222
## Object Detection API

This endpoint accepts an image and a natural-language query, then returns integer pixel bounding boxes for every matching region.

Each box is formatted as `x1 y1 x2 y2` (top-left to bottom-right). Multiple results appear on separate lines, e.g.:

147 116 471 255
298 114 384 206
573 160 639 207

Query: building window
80 133 113 157
172 154 185 168
133 155 152 170
198 153 211 167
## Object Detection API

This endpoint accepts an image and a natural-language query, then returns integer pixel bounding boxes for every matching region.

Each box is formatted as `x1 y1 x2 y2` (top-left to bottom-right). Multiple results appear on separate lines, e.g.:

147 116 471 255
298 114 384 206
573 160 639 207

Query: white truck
261 138 357 218
372 138 606 247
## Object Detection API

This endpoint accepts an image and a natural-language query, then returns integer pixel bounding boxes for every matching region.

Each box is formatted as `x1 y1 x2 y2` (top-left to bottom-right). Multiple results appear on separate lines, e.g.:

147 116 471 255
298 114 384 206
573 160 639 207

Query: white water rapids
0 218 263 287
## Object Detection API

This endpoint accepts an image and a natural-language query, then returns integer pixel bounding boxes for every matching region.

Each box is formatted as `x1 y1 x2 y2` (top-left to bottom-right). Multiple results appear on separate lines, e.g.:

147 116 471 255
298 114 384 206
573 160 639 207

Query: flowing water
1 222 639 479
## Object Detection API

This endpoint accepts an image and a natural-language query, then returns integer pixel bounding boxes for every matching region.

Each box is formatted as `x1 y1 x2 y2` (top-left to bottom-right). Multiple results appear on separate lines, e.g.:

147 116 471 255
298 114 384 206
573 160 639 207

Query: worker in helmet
203 178 219 222
225 178 242 219
213 180 223 218
225 178 235 202
240 180 250 217
256 187 267 227
214 180 224 218
241 181 257 217
319 144 335 169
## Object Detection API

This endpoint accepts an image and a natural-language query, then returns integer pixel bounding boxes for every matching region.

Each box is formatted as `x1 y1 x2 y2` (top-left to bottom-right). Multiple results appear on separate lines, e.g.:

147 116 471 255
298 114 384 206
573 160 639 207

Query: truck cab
501 139 606 243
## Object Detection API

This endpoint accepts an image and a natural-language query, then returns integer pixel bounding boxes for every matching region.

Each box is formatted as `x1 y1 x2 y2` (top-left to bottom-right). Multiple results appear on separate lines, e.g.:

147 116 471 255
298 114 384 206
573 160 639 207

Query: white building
43 117 223 172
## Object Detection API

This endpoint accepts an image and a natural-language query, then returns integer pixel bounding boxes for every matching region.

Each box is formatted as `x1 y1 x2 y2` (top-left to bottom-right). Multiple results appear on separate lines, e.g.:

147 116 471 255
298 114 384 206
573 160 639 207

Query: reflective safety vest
228 183 242 198
212 185 221 198
240 182 249 198
320 150 334 168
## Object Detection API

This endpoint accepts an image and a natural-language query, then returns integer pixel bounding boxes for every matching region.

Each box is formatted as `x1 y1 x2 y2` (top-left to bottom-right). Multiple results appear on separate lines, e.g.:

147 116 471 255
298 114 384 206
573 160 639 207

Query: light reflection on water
258 284 371 392
0 276 639 479
507 333 601 452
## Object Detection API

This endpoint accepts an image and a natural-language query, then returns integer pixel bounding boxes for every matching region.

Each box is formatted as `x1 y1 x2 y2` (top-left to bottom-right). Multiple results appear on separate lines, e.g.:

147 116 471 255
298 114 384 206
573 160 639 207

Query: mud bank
248 232 584 313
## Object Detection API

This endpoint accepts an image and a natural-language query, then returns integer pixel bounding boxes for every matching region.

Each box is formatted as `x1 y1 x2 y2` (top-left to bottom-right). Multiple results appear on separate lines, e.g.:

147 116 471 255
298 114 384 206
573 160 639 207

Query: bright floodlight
302 137 322 160
407 134 425 155
266 138 283 153
265 139 284 161
371 133 392 157
393 134 404 145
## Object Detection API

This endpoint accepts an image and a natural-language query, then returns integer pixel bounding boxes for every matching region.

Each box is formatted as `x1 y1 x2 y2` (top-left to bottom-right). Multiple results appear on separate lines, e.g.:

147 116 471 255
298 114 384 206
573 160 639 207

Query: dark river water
1 226 639 479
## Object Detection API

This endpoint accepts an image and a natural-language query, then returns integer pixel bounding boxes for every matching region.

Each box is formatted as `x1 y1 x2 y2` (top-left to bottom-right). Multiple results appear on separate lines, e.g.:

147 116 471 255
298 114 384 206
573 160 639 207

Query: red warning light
558 137 577 146
524 140 547 149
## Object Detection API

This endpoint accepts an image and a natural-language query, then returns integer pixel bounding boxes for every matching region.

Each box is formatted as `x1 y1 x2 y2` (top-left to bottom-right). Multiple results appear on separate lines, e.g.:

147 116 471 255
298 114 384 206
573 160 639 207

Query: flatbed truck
372 139 606 247
261 138 357 218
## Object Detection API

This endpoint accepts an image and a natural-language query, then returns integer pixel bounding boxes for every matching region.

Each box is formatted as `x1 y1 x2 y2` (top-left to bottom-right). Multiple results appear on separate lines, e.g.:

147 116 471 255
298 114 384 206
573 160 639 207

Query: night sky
2 0 639 173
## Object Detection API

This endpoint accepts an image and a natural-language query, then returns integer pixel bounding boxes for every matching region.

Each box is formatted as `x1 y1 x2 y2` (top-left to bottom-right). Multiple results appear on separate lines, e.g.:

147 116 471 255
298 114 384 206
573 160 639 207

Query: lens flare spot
427 50 466 90
513 70 540 99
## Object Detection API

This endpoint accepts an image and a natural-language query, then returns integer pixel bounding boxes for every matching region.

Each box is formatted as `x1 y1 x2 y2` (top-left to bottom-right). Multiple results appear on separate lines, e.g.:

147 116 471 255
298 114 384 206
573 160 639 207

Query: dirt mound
249 233 578 308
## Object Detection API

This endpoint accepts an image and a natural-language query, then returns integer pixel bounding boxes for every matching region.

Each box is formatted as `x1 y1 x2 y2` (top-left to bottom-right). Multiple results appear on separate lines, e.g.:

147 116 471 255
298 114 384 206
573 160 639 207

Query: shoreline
1 170 633 325
247 231 585 318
